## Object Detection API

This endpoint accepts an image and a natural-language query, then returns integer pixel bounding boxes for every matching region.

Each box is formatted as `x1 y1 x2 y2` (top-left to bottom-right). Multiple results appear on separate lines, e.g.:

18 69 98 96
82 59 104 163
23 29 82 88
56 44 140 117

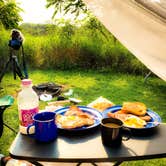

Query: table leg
76 162 98 166
113 161 123 166
91 163 98 166
29 161 44 166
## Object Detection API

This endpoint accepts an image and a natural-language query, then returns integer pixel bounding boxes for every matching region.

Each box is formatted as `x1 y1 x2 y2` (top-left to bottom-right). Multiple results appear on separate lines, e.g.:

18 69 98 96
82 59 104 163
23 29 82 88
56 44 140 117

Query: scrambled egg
124 115 146 128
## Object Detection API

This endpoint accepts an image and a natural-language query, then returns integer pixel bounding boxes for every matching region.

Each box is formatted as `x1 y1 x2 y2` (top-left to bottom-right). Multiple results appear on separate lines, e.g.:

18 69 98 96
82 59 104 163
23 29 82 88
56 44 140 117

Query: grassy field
0 69 166 165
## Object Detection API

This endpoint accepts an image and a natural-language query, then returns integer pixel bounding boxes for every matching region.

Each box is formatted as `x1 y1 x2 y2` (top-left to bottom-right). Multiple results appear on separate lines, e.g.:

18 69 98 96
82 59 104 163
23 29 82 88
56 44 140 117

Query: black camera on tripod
0 29 28 82
8 29 23 50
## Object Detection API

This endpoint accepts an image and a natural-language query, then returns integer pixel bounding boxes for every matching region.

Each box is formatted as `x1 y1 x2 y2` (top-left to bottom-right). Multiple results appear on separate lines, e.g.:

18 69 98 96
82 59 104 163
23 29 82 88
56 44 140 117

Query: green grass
0 69 166 166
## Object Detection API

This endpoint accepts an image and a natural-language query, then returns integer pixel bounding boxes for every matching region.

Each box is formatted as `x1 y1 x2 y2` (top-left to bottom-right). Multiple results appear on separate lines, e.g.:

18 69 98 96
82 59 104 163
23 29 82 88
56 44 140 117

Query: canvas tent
83 0 166 81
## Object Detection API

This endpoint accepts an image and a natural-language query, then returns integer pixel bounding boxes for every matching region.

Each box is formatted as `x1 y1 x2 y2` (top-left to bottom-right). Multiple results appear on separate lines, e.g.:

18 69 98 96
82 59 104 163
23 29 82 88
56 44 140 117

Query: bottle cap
21 79 32 86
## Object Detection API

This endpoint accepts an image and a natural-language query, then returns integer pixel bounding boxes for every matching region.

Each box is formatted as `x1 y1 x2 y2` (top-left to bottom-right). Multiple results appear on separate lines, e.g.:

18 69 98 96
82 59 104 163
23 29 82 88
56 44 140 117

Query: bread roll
122 102 147 116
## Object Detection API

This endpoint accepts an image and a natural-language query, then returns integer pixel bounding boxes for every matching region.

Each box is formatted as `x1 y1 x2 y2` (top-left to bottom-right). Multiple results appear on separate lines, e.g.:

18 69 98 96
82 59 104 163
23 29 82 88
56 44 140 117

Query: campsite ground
0 69 166 165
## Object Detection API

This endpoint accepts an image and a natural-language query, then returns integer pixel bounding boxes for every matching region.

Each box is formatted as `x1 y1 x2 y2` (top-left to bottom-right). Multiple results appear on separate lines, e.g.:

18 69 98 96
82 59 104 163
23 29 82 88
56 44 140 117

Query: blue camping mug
27 112 57 142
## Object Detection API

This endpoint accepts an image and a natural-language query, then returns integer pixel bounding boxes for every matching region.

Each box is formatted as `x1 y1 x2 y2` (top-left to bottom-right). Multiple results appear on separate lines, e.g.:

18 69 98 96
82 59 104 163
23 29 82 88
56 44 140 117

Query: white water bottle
17 79 39 134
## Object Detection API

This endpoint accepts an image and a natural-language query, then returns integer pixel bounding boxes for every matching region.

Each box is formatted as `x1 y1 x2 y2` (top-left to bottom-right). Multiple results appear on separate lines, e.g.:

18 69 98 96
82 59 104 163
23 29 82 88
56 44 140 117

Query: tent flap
83 0 166 81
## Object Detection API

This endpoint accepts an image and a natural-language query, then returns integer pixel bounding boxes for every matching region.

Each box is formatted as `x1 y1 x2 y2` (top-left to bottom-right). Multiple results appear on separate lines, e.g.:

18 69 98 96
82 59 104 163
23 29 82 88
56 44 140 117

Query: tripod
0 45 28 82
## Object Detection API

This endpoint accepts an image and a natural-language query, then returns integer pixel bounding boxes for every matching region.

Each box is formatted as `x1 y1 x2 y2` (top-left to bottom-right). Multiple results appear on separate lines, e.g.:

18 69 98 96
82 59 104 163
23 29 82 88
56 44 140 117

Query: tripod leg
13 56 24 80
21 46 28 78
12 56 17 80
0 59 11 82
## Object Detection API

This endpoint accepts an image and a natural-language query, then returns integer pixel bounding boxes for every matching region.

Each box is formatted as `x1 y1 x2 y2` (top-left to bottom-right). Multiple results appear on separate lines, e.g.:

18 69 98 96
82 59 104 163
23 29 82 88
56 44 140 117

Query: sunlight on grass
63 75 97 90
142 90 153 98
110 79 129 89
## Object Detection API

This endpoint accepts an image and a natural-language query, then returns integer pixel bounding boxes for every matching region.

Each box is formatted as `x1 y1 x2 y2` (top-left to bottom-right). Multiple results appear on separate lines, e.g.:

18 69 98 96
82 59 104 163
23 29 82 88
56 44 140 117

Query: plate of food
55 105 102 131
102 102 161 130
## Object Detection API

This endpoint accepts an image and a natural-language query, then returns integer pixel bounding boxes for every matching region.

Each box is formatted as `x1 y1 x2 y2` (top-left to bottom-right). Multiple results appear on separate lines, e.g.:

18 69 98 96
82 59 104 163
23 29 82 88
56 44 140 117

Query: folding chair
0 95 17 165
0 95 16 137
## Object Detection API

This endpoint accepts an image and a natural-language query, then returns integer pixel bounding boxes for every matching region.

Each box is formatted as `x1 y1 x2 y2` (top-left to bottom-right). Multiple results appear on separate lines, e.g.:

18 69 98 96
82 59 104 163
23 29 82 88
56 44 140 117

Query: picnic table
9 124 166 166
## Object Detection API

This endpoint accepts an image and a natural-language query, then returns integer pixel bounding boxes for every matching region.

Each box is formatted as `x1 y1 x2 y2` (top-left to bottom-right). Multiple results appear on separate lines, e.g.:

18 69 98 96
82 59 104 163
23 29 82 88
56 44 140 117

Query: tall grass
0 21 149 76
0 25 10 67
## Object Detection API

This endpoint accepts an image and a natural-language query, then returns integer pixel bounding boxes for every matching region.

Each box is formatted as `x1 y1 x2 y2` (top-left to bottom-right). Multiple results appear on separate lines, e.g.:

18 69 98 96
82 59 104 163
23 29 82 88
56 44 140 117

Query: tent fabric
135 0 166 21
83 0 166 81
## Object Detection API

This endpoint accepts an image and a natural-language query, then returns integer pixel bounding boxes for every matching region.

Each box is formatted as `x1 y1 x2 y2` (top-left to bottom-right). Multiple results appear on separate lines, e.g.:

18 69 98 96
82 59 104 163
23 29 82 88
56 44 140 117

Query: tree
46 0 87 18
46 0 115 42
0 0 22 29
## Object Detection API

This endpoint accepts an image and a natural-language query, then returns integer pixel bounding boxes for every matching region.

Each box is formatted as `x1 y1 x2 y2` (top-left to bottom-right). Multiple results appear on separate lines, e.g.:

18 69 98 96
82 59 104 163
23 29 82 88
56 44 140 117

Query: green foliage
46 0 87 18
0 0 22 29
0 18 150 75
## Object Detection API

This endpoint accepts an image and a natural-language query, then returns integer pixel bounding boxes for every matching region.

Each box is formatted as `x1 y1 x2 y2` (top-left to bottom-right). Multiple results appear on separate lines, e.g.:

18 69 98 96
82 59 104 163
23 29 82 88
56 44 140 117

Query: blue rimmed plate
54 106 102 131
102 105 161 130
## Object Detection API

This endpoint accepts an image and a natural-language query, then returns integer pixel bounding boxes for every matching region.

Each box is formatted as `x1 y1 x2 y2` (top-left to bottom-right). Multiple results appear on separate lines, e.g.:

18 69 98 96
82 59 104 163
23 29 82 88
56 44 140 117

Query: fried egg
124 115 146 128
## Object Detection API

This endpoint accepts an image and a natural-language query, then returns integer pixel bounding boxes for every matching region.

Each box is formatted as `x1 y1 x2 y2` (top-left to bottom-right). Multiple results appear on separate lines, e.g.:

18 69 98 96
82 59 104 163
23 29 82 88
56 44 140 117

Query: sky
16 0 55 24
16 0 86 24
